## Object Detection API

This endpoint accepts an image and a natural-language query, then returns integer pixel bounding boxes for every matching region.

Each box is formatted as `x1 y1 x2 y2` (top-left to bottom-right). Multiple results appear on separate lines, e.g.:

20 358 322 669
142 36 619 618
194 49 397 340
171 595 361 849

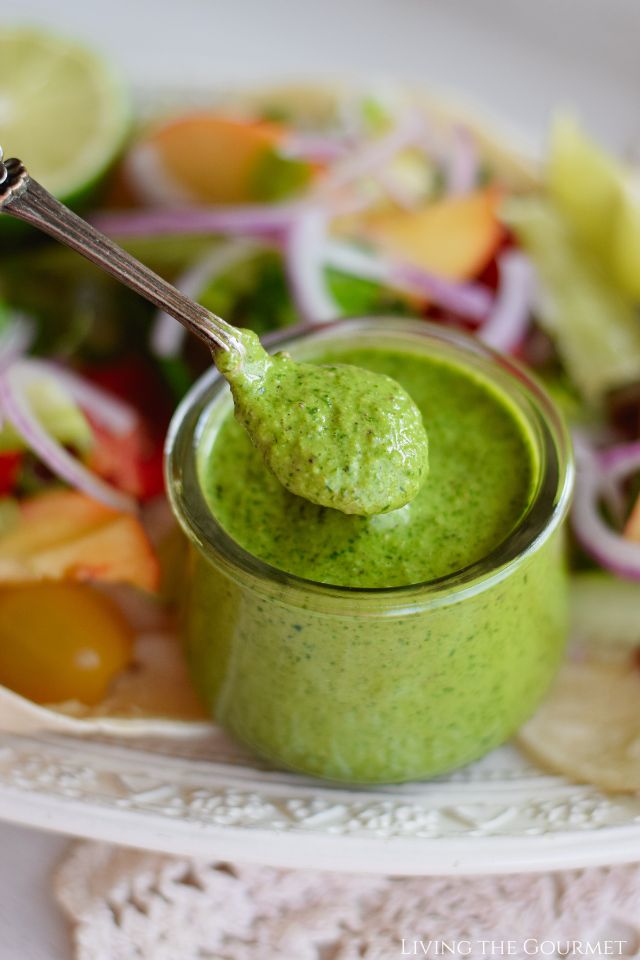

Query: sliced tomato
87 418 165 501
80 357 171 502
0 452 22 496
81 356 173 428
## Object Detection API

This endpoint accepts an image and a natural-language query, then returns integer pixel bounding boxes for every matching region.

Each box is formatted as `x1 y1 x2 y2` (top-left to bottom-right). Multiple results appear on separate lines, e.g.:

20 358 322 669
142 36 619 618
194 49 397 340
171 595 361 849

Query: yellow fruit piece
0 581 133 705
362 188 502 280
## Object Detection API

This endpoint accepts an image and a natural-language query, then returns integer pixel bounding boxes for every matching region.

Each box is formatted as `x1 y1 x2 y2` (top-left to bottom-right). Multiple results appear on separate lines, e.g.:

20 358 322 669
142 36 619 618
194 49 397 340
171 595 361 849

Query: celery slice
505 196 640 403
0 376 93 453
547 113 620 252
571 572 640 650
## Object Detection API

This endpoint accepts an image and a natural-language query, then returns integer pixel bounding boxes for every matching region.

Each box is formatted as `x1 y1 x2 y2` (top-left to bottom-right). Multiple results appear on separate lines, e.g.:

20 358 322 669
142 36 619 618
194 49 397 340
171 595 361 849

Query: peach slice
363 188 503 281
126 113 297 205
0 490 159 592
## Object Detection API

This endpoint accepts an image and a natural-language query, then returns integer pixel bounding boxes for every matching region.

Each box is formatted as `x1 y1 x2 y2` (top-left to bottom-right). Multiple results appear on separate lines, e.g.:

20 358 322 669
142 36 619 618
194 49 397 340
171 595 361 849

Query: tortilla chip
518 649 640 793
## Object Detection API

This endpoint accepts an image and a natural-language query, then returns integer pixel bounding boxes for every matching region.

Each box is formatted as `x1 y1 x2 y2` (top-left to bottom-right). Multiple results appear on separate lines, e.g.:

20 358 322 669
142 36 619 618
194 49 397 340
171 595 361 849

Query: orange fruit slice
125 113 308 205
363 188 503 280
0 490 159 592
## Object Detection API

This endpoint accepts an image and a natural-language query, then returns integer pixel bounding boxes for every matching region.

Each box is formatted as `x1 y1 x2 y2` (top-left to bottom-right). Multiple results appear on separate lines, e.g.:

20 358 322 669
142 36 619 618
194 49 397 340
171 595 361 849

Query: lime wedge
0 28 129 204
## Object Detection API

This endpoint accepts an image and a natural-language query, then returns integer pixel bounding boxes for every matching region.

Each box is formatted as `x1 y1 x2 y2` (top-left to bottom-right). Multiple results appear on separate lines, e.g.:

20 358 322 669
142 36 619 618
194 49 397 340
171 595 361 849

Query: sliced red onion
598 472 628 529
92 203 300 239
151 239 264 359
598 441 640 529
395 262 493 321
572 438 640 580
479 251 535 354
0 362 137 514
27 360 138 437
324 241 493 320
445 125 478 196
315 109 426 196
572 429 620 522
0 313 34 370
280 133 349 163
285 208 339 324
598 441 640 479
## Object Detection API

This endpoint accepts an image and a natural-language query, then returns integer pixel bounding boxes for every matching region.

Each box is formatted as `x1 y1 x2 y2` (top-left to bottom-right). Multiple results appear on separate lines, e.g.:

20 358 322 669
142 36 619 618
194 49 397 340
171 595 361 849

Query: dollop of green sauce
203 344 537 588
214 329 429 515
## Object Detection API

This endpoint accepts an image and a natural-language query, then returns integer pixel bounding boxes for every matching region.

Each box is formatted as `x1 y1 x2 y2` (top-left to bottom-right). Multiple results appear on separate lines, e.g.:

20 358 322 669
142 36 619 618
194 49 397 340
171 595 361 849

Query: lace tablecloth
54 842 640 960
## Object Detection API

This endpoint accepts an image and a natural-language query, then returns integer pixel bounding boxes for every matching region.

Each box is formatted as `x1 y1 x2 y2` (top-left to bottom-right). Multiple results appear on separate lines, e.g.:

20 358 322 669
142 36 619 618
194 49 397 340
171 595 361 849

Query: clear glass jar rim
165 317 574 611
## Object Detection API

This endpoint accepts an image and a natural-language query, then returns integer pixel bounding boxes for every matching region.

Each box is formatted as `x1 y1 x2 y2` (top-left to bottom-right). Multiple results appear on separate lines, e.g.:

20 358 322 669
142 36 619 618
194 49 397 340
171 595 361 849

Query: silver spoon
0 149 245 358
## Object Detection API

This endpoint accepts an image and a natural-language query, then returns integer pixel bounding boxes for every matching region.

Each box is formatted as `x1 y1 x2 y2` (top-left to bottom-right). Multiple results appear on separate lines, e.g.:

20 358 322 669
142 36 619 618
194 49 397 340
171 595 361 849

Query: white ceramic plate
0 728 639 875
1 0 639 876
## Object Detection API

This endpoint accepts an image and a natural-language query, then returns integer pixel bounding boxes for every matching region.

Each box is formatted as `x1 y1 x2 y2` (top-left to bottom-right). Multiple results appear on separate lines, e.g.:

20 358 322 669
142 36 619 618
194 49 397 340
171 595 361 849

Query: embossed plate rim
0 731 638 875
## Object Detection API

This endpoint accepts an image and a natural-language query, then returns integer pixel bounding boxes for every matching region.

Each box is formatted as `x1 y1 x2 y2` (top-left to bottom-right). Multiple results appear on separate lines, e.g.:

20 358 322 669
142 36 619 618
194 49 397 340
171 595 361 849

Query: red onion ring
0 362 137 514
91 203 300 238
314 109 426 196
445 125 479 196
480 251 535 354
324 241 493 320
598 441 640 479
599 440 640 537
281 133 349 163
0 314 34 370
30 360 139 437
284 208 338 324
572 437 640 580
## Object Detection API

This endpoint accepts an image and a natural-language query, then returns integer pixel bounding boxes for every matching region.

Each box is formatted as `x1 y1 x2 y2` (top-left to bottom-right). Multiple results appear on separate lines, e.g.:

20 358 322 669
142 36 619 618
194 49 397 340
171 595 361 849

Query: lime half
0 28 129 204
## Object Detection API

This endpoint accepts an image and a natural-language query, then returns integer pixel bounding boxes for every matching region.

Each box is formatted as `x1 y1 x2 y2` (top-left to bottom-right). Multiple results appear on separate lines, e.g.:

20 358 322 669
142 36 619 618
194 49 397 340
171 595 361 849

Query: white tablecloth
0 823 70 960
3 821 640 959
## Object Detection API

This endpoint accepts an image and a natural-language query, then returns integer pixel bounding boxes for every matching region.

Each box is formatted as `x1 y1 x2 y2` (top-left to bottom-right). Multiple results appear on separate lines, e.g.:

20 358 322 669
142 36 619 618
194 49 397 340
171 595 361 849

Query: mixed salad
0 30 638 788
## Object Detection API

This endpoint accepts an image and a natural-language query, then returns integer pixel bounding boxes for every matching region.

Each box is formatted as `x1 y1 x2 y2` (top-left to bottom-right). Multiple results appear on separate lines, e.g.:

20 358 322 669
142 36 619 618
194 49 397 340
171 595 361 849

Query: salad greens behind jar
0 27 638 791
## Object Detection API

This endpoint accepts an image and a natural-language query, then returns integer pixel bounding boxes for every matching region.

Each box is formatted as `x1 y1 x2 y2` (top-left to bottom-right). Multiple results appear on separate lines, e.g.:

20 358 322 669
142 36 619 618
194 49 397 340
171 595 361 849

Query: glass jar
166 318 573 784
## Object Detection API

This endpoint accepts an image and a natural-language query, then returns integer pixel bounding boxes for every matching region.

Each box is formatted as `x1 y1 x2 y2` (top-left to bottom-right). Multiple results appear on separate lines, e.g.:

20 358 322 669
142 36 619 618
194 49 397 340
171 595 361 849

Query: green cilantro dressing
177 324 570 783
214 329 429 516
203 344 536 587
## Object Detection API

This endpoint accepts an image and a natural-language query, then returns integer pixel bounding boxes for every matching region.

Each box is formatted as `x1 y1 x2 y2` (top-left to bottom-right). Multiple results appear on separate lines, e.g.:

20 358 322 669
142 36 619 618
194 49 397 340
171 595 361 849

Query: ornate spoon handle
0 152 243 355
